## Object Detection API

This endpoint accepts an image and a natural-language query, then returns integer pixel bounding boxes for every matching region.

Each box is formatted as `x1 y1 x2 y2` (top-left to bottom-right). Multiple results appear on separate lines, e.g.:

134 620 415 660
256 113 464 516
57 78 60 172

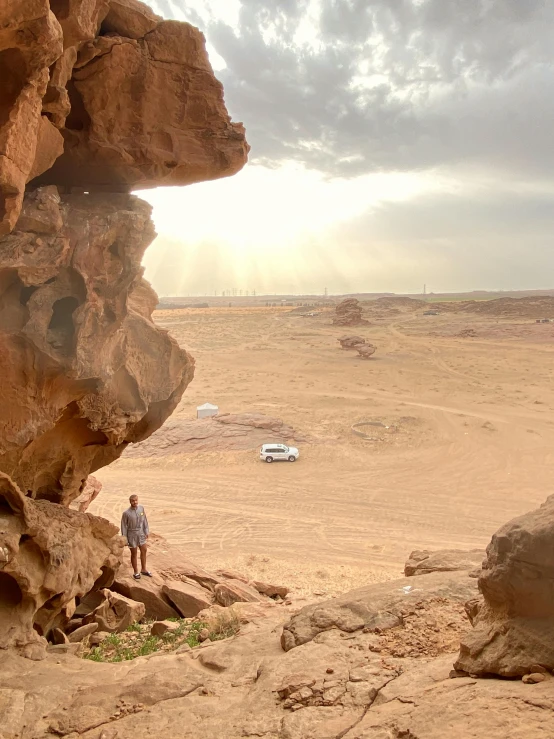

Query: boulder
456 494 554 676
111 572 180 620
150 620 180 637
89 630 109 646
102 0 161 39
251 581 290 599
355 343 377 359
84 589 145 633
46 642 84 656
68 622 98 643
73 590 106 618
162 581 214 618
214 580 265 608
281 570 478 651
405 549 485 577
51 628 69 645
337 335 366 349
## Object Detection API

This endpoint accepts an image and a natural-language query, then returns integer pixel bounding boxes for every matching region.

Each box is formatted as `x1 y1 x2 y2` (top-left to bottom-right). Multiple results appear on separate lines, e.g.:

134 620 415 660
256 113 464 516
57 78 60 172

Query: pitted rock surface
456 494 554 676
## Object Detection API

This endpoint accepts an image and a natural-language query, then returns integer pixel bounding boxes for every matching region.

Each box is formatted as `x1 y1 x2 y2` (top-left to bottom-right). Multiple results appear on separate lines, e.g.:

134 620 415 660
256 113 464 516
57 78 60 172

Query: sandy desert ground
91 299 554 597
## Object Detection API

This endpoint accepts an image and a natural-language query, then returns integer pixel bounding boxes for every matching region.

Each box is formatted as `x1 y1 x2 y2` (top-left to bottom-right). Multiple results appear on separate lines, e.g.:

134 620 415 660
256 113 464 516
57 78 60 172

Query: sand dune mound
123 413 307 457
368 297 427 312
458 296 554 318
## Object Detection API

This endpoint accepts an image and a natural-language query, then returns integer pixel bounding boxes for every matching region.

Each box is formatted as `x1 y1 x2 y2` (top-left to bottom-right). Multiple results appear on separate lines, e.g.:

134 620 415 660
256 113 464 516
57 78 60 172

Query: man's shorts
127 531 147 548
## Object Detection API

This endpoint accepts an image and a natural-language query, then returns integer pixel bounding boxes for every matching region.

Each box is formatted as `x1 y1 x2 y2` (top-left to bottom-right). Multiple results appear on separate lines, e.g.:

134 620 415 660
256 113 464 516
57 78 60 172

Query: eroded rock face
0 186 193 506
0 1 64 234
69 474 102 513
455 495 554 676
0 472 123 657
33 5 249 193
0 0 248 234
0 0 248 657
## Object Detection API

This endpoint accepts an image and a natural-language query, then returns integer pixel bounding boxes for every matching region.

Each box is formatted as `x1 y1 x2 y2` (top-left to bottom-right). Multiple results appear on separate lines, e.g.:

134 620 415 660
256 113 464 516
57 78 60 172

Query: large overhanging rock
0 0 249 232
455 495 554 677
0 472 123 658
0 185 193 505
32 4 249 193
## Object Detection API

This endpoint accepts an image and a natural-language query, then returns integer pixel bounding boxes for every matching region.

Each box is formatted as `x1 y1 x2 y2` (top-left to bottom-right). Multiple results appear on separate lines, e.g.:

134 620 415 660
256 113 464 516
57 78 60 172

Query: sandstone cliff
0 0 248 654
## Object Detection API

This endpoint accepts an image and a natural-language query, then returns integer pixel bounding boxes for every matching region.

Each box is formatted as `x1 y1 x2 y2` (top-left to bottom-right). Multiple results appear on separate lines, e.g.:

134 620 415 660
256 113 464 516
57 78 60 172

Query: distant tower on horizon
423 284 427 296
324 286 328 297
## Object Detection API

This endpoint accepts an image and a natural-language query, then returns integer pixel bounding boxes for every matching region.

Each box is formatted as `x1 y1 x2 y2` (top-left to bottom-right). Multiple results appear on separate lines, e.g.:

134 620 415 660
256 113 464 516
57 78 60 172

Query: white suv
260 444 299 463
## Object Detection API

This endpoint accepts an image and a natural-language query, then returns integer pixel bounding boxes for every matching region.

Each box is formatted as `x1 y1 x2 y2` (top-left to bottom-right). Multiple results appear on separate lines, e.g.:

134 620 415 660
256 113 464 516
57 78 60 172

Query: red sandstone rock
405 549 485 577
162 581 214 618
85 589 145 633
0 473 123 657
111 571 180 621
0 187 193 505
455 495 554 677
214 580 265 607
68 622 98 643
34 17 249 193
150 620 180 637
251 581 290 599
0 1 248 233
0 1 64 234
70 475 102 513
0 0 249 661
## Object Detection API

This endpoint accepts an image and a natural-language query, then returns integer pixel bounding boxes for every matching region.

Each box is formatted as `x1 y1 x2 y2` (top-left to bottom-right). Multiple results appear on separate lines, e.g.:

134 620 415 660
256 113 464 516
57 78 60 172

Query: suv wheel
265 456 273 463
288 455 296 462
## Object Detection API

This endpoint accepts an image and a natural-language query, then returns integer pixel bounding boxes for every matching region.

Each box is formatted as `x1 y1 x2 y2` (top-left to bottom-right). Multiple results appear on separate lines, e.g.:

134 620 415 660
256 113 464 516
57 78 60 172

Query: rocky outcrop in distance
332 298 369 326
0 0 248 657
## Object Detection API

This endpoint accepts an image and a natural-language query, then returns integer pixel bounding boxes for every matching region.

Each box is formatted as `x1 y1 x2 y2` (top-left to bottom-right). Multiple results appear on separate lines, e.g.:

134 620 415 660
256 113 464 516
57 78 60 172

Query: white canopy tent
196 402 219 419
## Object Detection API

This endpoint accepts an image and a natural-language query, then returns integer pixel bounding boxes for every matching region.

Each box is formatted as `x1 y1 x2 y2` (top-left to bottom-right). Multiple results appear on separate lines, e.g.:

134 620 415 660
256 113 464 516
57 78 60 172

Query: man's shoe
141 570 152 577
133 573 141 580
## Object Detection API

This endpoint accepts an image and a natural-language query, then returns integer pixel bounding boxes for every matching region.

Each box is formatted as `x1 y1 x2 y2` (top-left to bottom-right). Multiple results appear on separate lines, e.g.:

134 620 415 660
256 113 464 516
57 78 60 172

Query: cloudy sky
142 0 554 296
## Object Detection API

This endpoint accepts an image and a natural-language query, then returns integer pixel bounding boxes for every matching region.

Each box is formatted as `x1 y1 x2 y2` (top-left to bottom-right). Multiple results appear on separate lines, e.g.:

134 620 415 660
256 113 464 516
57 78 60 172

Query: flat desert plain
91 300 554 597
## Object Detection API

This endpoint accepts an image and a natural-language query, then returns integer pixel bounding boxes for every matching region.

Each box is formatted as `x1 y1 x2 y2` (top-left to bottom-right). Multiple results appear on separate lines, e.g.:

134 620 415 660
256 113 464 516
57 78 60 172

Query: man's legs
139 543 148 573
130 546 139 575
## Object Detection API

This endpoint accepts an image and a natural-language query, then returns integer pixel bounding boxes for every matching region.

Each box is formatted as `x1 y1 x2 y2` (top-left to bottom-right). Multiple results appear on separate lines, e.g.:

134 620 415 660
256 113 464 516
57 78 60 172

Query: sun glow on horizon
139 162 445 296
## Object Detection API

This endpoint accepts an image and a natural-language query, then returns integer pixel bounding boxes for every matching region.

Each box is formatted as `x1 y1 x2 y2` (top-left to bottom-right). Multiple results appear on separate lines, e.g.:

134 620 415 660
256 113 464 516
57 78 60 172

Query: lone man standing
121 494 151 580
